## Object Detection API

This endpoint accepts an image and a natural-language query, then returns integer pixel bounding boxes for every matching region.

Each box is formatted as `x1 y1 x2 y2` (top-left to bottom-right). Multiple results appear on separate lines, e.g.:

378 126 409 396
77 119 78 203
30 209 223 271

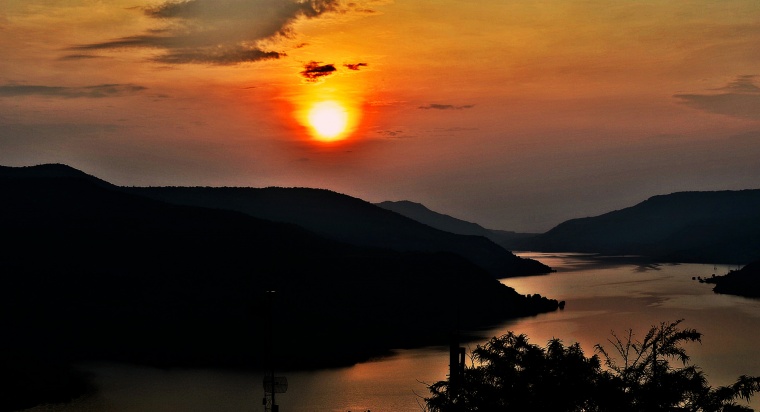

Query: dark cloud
71 34 166 50
144 0 338 20
715 75 760 93
58 54 104 61
441 127 479 132
377 129 405 138
152 46 283 65
69 0 339 65
418 103 475 110
345 3 376 14
69 31 284 66
344 62 368 70
0 84 147 99
297 61 368 82
675 75 760 120
301 61 337 81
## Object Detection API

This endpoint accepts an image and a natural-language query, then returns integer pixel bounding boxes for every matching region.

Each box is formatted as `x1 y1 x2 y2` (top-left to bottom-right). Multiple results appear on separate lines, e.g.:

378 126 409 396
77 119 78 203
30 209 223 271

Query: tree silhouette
425 320 760 412
595 319 760 412
425 332 606 411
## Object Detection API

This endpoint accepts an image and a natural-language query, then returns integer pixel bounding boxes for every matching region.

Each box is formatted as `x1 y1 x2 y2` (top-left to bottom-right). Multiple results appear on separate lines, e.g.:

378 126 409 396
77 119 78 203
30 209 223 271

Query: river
25 253 760 412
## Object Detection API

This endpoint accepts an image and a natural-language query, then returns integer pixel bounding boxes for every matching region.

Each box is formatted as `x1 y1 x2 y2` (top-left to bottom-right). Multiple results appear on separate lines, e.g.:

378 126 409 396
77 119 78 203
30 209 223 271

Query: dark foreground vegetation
0 353 93 411
426 320 760 412
0 164 560 410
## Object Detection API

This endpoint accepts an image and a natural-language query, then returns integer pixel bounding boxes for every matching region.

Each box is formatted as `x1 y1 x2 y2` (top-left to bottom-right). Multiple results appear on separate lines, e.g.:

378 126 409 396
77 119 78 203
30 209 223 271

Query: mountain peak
376 200 490 235
1 163 76 174
0 163 111 186
517 189 760 264
377 200 430 211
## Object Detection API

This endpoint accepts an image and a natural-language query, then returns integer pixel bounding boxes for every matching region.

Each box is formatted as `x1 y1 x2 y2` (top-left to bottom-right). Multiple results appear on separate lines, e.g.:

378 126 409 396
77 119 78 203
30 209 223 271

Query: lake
25 253 760 412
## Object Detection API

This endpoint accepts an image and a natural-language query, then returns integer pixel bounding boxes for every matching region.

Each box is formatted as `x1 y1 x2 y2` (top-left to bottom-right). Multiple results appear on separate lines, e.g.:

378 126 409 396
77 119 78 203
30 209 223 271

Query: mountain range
123 187 551 277
379 191 760 298
379 193 760 265
510 190 760 264
4 162 759 409
375 200 539 249
0 163 559 379
5 163 759 373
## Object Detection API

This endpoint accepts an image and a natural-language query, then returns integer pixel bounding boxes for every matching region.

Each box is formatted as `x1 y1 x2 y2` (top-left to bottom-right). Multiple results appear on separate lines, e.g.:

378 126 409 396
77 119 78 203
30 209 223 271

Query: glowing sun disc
308 101 349 140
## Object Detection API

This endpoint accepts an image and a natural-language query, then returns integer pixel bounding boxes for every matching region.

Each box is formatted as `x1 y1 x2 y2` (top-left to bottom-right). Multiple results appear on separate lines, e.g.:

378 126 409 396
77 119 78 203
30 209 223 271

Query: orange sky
2 0 760 231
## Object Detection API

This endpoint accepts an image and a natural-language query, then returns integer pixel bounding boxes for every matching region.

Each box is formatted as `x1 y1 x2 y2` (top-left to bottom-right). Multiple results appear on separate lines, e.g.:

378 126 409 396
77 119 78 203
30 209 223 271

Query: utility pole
262 290 287 412
449 332 465 404
448 271 465 411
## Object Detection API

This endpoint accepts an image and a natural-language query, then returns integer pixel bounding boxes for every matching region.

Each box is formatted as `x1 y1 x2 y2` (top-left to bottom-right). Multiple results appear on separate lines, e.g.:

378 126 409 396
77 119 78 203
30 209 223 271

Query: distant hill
376 200 495 236
511 190 760 264
375 200 540 249
126 188 552 277
0 164 560 382
0 163 117 189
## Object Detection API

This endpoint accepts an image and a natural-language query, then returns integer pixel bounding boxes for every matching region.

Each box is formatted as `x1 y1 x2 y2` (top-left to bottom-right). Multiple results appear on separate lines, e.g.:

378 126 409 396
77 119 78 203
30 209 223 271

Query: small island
696 260 760 298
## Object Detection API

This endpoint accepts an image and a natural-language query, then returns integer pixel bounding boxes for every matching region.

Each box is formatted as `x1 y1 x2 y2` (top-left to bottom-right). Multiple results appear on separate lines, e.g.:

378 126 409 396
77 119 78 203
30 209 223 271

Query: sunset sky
2 0 760 232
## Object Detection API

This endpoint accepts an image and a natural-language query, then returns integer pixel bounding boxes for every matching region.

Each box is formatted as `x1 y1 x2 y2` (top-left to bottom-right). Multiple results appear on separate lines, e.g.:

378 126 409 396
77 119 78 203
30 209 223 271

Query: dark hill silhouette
0 164 560 380
125 187 552 277
376 200 495 236
0 163 110 182
701 260 760 298
375 200 540 250
510 190 760 264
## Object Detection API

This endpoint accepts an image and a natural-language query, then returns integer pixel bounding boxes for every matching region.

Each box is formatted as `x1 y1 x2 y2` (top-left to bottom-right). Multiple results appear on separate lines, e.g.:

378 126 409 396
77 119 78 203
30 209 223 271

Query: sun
307 101 349 140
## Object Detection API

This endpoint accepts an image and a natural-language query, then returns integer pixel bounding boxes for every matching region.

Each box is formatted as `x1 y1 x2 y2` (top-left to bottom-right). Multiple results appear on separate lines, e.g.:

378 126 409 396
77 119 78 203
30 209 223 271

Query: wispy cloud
344 62 368 70
377 129 406 138
440 127 479 132
715 75 760 93
418 103 475 110
300 61 337 82
0 84 147 99
58 54 105 61
675 75 760 120
66 0 340 65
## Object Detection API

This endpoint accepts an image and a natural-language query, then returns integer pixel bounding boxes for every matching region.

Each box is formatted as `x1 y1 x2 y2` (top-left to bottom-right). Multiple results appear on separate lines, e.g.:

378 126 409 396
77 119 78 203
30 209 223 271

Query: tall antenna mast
262 290 287 412
448 273 465 408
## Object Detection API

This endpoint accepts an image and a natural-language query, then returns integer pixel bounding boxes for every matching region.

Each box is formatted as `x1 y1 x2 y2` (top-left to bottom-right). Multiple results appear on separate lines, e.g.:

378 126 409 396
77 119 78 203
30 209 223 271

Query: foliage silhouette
425 320 760 412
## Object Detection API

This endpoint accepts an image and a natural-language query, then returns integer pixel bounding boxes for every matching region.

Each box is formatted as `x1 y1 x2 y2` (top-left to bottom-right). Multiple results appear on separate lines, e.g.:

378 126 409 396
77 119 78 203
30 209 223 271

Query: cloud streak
675 75 760 120
58 54 104 61
377 129 405 138
418 103 475 110
67 0 340 65
715 75 760 93
0 84 147 99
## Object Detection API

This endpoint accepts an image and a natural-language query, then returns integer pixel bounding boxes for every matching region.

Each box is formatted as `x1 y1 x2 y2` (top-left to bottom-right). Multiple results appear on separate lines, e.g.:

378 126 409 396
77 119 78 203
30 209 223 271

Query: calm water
26 253 760 412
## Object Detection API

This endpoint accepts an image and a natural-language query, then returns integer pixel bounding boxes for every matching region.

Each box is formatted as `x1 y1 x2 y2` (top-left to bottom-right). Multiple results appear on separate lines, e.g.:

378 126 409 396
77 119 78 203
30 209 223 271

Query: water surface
26 253 760 411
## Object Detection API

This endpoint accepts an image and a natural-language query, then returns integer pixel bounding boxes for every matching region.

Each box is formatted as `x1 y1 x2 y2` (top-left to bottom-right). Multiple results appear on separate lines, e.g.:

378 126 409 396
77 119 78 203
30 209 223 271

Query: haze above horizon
2 0 760 232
